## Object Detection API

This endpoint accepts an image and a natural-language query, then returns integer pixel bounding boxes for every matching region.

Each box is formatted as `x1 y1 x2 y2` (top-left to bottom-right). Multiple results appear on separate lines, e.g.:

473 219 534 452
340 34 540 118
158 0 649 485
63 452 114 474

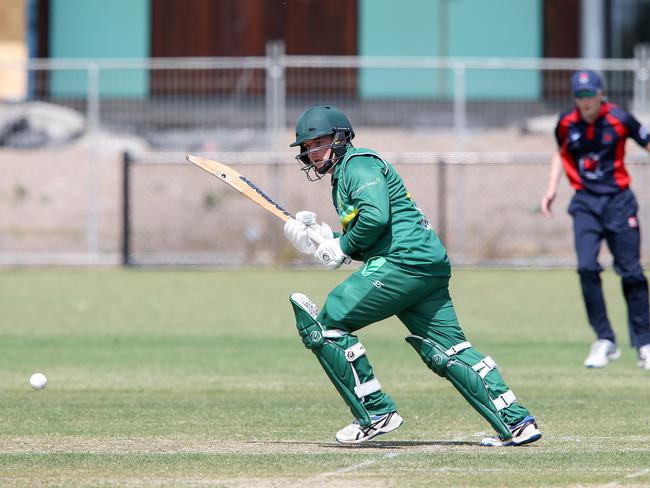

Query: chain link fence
121 151 650 267
3 47 649 142
1 48 650 266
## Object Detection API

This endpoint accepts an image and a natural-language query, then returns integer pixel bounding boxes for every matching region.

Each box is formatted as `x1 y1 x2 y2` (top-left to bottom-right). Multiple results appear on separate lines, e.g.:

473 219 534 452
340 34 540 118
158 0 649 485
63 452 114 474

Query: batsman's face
304 136 334 171
574 91 603 122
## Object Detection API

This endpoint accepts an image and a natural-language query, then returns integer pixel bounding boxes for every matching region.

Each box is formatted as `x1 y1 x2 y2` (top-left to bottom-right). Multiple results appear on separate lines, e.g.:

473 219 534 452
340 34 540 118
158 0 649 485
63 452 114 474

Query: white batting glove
283 219 317 255
296 210 334 242
314 237 348 270
296 210 318 227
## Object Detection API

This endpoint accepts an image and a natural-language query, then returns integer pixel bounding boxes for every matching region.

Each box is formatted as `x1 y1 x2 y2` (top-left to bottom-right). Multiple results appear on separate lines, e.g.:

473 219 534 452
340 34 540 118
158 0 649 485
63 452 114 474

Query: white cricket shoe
335 412 403 444
481 416 542 447
584 339 621 368
637 344 650 371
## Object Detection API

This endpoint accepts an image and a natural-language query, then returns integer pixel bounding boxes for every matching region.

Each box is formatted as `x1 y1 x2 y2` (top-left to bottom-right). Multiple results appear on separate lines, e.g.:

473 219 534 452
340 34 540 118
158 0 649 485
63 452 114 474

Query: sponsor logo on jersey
603 132 613 143
583 156 597 171
570 131 580 141
628 216 639 228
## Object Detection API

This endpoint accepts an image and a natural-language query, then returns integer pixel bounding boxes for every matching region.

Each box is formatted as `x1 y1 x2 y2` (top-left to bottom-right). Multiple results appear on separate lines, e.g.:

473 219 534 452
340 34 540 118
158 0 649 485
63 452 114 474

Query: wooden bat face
187 154 292 222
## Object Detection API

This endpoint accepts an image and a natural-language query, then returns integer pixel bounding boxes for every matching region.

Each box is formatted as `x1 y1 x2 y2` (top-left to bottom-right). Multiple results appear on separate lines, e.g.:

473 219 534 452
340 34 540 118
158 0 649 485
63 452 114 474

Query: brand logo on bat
239 175 291 217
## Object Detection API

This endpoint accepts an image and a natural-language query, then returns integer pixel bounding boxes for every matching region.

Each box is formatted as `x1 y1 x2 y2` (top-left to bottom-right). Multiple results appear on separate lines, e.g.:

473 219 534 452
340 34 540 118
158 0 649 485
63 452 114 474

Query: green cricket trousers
317 256 530 426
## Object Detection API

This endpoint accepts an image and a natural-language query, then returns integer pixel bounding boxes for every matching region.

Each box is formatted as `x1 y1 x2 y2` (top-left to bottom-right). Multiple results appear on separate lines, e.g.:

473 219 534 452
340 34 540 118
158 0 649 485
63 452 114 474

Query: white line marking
626 469 650 479
316 452 401 478
602 468 650 487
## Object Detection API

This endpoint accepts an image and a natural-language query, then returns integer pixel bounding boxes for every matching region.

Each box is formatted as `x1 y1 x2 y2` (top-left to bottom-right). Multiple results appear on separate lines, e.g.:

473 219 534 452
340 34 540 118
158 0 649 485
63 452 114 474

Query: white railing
0 44 649 134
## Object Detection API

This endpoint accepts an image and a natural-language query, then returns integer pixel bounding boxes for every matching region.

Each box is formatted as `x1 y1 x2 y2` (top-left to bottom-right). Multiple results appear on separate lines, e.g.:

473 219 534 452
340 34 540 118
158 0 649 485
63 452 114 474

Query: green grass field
1 268 649 487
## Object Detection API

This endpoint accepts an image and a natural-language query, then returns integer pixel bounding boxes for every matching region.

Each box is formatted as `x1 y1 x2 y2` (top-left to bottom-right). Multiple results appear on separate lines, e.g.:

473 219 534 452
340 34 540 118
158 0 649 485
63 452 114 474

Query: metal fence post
453 63 467 137
122 151 131 266
456 160 466 258
86 63 100 262
437 156 447 247
634 43 650 115
266 40 286 141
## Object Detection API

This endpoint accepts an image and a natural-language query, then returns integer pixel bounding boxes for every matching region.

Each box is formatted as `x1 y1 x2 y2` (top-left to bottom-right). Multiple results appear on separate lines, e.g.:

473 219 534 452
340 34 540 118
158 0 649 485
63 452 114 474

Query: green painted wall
359 0 542 99
49 0 150 98
448 0 541 98
359 0 441 98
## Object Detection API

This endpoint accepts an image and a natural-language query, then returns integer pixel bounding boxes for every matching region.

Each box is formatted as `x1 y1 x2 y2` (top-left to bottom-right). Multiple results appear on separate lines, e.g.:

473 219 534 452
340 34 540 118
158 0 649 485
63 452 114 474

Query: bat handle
306 227 325 246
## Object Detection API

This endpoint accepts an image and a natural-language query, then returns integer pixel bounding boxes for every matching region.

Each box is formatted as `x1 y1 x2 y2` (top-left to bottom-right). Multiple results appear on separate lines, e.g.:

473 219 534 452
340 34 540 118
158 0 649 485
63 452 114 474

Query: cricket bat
187 154 324 243
187 154 293 222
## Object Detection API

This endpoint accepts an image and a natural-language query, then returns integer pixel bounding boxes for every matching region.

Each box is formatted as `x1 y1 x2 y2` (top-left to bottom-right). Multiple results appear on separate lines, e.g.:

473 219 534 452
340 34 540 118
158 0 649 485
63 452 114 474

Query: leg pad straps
290 293 381 428
405 335 512 439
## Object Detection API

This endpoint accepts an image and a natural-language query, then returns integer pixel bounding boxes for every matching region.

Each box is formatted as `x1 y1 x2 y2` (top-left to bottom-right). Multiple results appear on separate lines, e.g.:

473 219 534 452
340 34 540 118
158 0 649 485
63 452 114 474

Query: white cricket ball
29 372 47 390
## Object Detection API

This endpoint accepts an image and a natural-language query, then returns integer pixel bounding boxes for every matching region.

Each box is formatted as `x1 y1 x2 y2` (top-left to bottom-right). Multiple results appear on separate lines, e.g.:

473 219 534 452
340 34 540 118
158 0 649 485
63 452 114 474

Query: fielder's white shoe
637 344 650 371
584 339 621 368
481 416 542 447
335 411 403 444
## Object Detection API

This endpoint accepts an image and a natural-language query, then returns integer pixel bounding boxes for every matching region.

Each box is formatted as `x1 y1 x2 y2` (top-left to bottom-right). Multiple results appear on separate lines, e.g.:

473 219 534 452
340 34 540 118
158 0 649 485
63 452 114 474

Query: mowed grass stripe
0 268 649 486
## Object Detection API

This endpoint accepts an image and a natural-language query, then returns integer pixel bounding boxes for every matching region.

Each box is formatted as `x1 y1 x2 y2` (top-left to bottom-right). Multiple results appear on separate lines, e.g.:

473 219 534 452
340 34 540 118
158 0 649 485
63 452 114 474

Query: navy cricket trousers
568 189 650 347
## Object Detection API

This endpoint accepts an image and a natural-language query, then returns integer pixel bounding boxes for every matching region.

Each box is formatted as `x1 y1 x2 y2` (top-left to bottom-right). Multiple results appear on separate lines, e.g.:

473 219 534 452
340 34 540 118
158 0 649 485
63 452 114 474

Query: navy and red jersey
555 102 650 195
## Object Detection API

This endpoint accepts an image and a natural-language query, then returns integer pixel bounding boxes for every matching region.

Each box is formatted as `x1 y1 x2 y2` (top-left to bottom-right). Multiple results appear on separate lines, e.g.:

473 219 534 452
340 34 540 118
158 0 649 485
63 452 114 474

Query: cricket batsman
283 105 542 446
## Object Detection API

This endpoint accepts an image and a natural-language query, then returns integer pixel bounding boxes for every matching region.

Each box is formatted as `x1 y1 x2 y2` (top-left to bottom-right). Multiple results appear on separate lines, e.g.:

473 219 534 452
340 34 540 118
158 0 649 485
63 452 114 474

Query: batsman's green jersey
332 147 450 275
315 146 531 428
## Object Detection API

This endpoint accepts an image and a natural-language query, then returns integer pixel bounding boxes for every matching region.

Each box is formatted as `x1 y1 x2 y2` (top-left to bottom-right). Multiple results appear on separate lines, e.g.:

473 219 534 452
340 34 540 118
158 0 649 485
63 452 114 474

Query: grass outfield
1 267 649 487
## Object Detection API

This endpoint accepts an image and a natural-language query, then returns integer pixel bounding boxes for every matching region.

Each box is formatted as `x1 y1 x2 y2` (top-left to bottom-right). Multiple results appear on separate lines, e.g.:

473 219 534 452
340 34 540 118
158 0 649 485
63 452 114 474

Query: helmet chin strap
297 132 350 181
315 148 336 175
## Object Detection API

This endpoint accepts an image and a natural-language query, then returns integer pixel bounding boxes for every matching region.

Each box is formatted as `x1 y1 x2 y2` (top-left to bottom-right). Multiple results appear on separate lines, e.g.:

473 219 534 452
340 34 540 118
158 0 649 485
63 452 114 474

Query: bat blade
187 154 293 222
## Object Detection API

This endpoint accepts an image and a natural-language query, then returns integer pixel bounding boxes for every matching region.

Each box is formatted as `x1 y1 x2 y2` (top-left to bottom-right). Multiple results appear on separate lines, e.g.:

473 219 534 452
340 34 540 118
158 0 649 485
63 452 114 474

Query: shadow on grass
324 440 477 449
261 440 475 449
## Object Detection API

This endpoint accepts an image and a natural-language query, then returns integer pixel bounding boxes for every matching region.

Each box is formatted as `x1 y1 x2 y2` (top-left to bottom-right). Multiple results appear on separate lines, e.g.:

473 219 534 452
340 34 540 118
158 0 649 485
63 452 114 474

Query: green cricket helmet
290 105 355 180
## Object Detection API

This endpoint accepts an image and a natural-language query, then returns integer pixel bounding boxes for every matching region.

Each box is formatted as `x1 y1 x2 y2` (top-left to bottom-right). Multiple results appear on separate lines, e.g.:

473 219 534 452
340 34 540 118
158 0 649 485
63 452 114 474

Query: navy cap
571 70 603 96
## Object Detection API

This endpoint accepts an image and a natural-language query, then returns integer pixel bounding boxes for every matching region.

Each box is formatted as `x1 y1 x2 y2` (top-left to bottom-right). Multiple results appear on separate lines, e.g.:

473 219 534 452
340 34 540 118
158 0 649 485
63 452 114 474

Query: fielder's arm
541 152 563 218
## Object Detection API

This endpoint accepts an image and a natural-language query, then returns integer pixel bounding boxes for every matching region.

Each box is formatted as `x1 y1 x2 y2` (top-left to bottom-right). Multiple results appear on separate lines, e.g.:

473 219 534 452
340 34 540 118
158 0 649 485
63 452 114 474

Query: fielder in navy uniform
541 70 650 370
